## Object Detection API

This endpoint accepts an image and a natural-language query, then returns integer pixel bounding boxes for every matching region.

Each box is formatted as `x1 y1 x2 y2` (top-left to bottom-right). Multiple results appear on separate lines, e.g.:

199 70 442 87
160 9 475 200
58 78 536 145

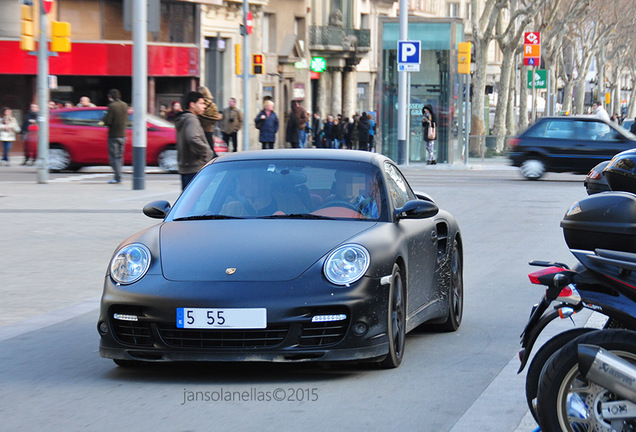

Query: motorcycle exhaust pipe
578 344 636 404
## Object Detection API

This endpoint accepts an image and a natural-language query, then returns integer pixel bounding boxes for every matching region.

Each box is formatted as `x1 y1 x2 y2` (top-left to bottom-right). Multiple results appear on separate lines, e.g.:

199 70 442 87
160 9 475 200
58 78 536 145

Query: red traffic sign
43 0 55 14
245 11 253 35
524 57 540 66
524 32 540 45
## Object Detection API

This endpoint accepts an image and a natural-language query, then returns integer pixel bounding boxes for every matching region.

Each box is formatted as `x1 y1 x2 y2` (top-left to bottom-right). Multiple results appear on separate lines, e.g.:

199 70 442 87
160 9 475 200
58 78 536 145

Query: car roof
211 149 394 167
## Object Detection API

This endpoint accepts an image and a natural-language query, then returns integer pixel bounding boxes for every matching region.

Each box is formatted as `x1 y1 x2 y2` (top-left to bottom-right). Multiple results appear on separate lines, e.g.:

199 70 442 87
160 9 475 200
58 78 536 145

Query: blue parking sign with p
398 40 421 64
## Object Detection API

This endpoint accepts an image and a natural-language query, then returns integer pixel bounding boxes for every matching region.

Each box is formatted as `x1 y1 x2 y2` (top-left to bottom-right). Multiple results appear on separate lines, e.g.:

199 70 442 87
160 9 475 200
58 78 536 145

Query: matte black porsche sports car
98 149 463 368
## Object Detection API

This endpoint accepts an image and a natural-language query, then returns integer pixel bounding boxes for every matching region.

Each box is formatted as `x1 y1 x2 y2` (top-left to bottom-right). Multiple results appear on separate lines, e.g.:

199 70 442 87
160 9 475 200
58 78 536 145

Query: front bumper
98 273 390 363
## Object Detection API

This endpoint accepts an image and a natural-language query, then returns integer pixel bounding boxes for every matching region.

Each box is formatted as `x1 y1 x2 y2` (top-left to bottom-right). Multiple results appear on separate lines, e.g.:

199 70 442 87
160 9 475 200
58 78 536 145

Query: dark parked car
98 149 464 369
26 107 226 172
508 116 636 179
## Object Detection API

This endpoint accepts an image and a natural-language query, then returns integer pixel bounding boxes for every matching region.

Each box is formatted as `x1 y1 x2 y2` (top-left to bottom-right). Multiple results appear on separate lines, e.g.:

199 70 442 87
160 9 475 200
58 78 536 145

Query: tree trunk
562 80 574 114
520 61 529 130
470 40 489 157
506 62 517 138
574 79 586 114
493 51 514 152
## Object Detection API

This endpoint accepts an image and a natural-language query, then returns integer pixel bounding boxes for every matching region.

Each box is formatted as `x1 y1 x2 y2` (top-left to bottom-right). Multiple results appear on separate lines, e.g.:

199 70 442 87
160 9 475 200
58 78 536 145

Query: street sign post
523 32 541 66
397 40 421 72
527 69 547 89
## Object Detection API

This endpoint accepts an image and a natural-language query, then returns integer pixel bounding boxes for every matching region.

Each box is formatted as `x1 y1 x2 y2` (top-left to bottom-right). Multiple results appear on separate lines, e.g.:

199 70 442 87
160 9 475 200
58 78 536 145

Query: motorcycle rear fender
518 309 562 373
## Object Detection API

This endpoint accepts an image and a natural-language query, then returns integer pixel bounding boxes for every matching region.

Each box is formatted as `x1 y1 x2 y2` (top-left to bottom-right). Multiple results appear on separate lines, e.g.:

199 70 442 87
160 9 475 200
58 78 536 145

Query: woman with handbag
422 104 437 165
1 107 21 166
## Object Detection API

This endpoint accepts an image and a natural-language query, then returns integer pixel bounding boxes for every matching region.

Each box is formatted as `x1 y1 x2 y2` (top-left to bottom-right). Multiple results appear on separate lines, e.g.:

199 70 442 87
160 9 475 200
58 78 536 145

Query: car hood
159 219 376 282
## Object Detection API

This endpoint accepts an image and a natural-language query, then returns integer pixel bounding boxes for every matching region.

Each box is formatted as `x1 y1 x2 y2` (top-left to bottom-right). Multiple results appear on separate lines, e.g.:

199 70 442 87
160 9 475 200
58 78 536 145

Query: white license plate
176 308 267 329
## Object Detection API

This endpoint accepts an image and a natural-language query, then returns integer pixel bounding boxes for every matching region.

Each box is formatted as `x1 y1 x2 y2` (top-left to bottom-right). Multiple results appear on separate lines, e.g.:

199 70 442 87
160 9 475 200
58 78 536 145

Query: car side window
541 120 574 139
59 110 107 127
383 162 414 210
579 121 617 141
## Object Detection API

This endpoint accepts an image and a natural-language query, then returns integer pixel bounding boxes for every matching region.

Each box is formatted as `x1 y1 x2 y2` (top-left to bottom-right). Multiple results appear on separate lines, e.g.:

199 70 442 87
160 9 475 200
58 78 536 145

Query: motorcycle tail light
528 266 568 285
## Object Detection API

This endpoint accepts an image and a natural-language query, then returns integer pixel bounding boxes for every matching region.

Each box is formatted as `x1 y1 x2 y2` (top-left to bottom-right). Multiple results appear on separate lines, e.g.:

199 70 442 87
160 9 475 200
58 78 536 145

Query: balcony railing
309 26 370 50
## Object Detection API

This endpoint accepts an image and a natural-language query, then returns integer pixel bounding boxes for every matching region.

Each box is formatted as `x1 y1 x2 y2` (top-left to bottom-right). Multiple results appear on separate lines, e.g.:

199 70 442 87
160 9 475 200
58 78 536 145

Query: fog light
312 314 347 323
113 313 138 322
352 321 367 336
98 322 109 334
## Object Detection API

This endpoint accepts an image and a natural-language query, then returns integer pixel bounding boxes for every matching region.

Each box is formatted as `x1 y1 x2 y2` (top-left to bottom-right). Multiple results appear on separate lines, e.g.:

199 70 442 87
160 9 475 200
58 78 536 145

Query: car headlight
110 243 151 285
324 244 370 286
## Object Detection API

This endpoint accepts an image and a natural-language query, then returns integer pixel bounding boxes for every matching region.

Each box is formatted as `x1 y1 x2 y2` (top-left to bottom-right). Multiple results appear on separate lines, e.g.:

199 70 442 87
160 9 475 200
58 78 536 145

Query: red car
27 107 227 172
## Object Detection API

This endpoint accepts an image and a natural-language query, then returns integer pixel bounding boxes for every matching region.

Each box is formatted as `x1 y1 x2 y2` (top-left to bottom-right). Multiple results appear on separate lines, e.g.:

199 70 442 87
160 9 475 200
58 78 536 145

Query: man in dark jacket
174 91 213 190
103 89 128 184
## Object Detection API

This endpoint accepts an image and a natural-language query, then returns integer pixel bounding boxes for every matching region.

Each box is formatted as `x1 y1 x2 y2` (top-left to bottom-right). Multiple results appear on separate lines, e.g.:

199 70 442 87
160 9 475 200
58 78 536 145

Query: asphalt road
0 158 594 432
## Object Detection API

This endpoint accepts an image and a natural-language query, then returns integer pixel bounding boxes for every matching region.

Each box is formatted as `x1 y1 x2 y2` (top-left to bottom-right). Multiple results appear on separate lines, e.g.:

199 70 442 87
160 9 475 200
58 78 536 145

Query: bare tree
470 0 503 156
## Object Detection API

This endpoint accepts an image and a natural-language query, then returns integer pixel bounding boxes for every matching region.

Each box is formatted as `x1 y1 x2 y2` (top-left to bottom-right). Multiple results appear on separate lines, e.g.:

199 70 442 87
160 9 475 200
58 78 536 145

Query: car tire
157 146 178 173
436 239 464 332
524 327 596 424
48 147 72 172
520 158 546 180
380 264 406 369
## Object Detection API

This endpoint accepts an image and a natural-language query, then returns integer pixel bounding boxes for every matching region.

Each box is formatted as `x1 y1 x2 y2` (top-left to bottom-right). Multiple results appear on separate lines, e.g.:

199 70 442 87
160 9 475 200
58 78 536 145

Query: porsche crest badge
225 268 237 275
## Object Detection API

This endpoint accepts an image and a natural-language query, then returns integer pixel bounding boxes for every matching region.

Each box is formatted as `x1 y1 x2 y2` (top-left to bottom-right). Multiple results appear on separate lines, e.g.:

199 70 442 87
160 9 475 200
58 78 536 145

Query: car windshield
170 159 388 222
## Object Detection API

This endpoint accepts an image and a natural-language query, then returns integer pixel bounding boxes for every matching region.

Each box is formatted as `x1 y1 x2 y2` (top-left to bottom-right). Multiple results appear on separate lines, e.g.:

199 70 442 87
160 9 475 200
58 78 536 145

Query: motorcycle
518 257 636 423
519 151 636 426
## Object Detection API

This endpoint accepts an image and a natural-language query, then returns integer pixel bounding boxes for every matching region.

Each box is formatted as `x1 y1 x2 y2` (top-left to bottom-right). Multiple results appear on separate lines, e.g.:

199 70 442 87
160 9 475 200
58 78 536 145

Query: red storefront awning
0 41 199 76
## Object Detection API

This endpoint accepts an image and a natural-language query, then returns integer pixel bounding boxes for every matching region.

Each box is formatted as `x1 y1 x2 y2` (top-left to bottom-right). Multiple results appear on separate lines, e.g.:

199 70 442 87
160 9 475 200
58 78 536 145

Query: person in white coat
592 101 610 123
1 107 20 166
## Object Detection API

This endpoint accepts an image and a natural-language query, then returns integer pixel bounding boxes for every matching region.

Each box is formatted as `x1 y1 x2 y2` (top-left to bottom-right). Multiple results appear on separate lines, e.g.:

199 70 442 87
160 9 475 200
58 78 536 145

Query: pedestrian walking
630 117 636 135
285 101 300 148
220 97 243 152
295 101 309 148
311 111 323 148
349 114 360 150
166 101 182 122
358 112 371 152
422 104 437 164
1 107 20 166
323 115 335 148
102 89 128 183
174 91 214 190
255 100 279 150
197 86 221 154
368 114 376 152
21 103 38 165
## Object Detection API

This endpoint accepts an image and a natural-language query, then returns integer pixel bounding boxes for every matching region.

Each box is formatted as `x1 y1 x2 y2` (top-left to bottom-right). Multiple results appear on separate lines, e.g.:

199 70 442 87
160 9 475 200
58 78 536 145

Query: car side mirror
143 200 171 219
394 199 439 219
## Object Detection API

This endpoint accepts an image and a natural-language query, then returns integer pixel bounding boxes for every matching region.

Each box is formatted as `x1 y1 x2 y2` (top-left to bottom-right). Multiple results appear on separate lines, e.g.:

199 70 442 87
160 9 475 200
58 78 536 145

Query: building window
295 17 306 46
448 2 460 17
263 13 276 54
465 2 472 21
158 2 195 43
59 0 103 40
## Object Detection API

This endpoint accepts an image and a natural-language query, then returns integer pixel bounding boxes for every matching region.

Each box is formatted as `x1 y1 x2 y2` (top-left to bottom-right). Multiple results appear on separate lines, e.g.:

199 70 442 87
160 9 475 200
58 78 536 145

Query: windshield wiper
173 214 243 221
257 213 336 220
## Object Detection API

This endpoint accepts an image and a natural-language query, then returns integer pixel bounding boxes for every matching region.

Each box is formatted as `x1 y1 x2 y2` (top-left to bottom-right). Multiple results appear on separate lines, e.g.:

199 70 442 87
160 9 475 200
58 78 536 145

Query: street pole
36 0 49 184
242 0 250 151
132 0 148 190
397 0 408 165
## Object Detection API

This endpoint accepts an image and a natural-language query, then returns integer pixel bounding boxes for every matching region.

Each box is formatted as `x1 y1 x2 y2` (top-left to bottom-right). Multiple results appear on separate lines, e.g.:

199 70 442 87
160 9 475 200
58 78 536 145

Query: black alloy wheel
380 264 406 368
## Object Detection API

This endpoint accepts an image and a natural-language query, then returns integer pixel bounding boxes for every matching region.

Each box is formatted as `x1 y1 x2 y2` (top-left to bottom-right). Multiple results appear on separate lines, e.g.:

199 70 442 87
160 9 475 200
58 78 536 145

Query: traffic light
252 54 264 75
20 4 35 51
51 21 71 53
235 44 241 75
457 42 471 74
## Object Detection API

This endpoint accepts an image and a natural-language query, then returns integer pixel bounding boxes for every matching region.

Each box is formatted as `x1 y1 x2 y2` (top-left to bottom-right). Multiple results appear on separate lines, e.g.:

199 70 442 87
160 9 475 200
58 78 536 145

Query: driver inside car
326 170 379 219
